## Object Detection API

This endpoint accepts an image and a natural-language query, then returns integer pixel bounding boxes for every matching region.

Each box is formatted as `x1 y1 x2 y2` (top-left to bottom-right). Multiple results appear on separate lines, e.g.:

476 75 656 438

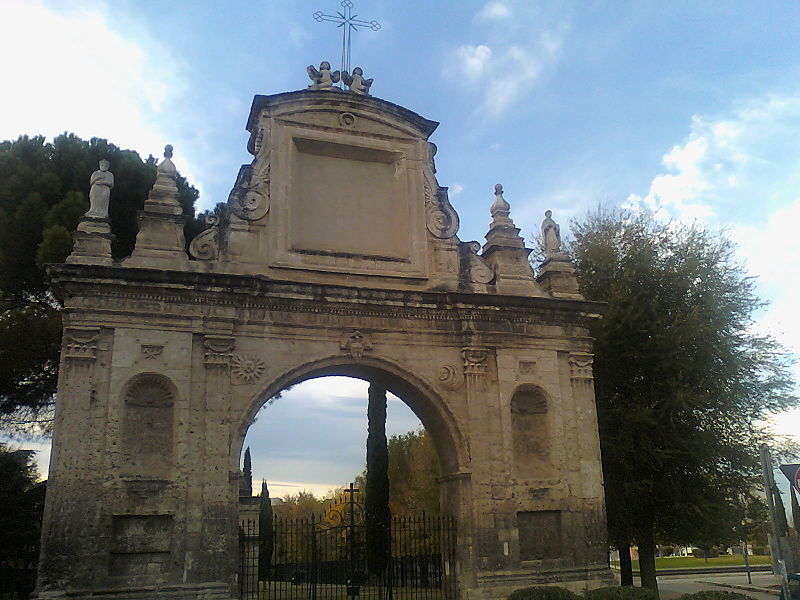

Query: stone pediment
245 91 439 152
222 89 464 289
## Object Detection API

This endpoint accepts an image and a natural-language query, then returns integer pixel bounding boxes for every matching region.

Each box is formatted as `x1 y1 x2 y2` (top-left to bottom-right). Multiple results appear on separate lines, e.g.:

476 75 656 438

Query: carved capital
204 335 235 366
63 327 101 361
569 352 594 380
341 330 373 360
461 347 488 376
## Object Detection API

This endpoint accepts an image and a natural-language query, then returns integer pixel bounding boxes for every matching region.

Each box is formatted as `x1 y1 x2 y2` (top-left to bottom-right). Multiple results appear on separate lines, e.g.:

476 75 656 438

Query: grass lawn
611 555 771 570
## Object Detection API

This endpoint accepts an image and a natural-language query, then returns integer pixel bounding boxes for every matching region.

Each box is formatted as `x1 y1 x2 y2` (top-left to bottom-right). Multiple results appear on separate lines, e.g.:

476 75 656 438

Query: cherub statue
307 61 340 90
342 67 373 96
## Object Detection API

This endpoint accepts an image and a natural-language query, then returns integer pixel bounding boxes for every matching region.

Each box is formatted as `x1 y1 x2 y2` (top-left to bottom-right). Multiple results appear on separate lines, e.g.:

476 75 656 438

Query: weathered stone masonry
37 88 612 600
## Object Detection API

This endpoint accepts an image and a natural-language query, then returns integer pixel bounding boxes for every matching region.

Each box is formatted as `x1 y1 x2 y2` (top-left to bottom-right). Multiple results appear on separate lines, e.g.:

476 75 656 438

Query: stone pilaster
37 327 103 592
196 335 236 587
567 351 608 566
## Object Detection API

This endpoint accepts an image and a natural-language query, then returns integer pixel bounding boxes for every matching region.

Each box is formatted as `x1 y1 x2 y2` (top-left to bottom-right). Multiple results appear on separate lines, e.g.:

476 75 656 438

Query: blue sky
2 0 799 495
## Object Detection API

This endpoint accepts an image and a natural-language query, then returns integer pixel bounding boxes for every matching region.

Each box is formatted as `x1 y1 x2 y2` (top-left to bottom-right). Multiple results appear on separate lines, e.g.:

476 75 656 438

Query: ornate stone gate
37 83 612 600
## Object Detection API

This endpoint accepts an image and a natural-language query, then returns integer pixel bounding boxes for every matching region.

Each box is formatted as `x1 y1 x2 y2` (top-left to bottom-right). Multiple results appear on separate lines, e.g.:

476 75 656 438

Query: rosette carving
231 355 266 384
438 364 463 390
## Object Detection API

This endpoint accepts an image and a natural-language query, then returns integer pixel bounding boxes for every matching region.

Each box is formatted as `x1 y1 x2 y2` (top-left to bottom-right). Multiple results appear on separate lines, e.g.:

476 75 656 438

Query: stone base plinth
536 255 583 299
34 582 231 600
66 217 113 265
471 564 615 599
124 211 188 269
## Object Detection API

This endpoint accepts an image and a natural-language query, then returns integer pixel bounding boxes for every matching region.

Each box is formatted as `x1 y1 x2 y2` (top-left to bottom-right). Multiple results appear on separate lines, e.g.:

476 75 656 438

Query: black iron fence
240 514 457 600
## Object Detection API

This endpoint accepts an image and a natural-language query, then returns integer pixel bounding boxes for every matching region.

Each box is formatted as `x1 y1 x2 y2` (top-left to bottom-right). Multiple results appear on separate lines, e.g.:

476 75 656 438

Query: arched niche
509 384 552 478
121 372 177 479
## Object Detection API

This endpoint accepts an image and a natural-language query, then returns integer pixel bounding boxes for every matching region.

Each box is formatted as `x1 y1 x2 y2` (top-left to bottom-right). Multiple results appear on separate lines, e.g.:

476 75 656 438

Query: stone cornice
48 263 605 326
247 90 439 140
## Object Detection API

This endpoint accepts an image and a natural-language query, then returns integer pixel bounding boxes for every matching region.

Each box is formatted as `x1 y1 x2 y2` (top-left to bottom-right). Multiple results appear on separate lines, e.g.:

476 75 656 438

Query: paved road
633 572 781 600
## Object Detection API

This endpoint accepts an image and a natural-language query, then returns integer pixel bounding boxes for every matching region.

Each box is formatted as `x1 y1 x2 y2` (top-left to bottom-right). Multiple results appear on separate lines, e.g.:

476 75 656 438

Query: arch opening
234 356 467 485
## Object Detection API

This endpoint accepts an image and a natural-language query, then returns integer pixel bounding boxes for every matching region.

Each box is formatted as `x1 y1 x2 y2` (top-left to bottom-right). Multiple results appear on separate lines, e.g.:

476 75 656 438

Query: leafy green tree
0 444 46 572
741 495 770 548
0 133 200 431
387 429 440 517
568 208 796 594
365 383 390 575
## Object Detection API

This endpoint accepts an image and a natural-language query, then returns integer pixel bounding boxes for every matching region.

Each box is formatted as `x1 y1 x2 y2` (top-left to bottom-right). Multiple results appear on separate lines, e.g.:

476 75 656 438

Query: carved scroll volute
189 214 220 261
227 160 270 222
568 352 594 380
464 241 495 284
63 327 101 361
203 336 235 368
424 175 460 239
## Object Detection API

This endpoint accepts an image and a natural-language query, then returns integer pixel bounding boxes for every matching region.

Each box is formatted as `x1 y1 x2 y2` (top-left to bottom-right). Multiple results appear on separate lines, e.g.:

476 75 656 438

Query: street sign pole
761 444 792 600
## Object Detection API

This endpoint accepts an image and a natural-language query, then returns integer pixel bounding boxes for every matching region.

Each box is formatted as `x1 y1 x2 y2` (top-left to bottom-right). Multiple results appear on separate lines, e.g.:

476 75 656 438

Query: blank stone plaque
290 137 409 260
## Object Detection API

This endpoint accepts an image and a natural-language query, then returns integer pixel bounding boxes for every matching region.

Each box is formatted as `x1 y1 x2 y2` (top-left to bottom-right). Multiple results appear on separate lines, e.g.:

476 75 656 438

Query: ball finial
494 183 503 195
164 144 173 159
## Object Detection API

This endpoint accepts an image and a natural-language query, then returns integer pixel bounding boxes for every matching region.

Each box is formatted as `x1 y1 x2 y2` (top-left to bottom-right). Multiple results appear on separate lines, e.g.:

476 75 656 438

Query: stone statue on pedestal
86 159 114 219
541 210 561 254
67 159 114 265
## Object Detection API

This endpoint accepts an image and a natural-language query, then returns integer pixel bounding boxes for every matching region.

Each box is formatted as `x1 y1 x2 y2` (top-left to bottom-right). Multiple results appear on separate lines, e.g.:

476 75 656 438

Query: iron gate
239 507 456 600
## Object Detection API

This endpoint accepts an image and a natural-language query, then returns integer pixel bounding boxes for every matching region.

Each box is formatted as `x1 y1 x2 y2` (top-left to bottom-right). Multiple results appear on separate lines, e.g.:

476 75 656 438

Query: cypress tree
258 480 274 581
365 383 390 575
240 447 252 498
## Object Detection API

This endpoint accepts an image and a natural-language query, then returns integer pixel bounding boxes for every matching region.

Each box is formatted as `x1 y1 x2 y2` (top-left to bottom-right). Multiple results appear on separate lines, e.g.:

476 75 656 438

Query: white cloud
450 183 464 196
626 94 800 436
477 2 512 21
448 24 564 119
0 1 202 195
454 44 493 83
627 94 800 223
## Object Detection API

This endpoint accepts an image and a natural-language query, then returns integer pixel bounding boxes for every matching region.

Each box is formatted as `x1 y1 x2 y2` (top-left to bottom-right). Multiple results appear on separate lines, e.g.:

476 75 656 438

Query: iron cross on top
313 0 380 81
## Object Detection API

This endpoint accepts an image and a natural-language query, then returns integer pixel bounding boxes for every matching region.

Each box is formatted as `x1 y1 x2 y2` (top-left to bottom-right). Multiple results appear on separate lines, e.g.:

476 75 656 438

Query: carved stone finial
482 183 543 295
342 67 373 96
307 61 341 90
542 209 562 254
490 183 511 222
164 144 173 159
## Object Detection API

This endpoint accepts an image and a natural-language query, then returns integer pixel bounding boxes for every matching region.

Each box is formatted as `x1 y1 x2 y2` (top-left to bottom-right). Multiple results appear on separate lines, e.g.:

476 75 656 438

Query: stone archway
232 356 468 480
39 87 613 600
